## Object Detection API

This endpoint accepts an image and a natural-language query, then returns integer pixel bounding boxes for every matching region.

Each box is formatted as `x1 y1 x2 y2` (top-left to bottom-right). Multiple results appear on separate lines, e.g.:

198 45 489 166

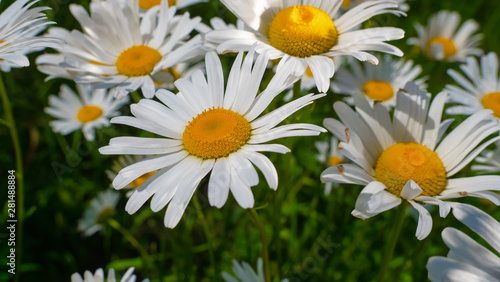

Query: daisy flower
77 190 120 237
222 258 266 282
36 0 202 98
45 84 129 141
408 10 482 62
71 267 149 282
106 155 157 196
472 141 500 174
151 61 205 90
446 52 500 121
315 137 345 195
99 50 326 228
427 204 500 281
222 258 289 282
331 55 426 107
0 0 61 71
321 82 500 240
206 0 405 92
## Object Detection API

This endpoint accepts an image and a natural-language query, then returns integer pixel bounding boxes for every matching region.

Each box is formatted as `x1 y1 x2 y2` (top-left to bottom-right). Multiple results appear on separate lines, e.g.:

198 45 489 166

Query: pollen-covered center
77 105 103 123
116 45 162 77
268 5 338 58
362 80 394 101
427 37 456 59
328 156 342 166
130 171 156 188
481 92 500 118
139 0 175 9
374 142 447 197
183 107 252 159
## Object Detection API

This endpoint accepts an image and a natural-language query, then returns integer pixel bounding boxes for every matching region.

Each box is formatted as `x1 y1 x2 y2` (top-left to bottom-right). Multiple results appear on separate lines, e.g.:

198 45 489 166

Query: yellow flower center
130 171 156 188
183 107 252 159
481 92 500 118
77 105 103 123
116 45 162 77
362 80 394 102
374 142 447 197
427 37 457 59
328 156 342 167
139 0 175 9
96 207 114 224
268 5 338 58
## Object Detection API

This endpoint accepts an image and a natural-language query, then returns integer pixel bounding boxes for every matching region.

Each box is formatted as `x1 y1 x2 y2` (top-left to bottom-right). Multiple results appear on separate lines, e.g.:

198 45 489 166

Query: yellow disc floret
183 107 252 159
374 142 447 197
77 105 103 123
328 156 342 167
139 0 175 9
481 92 500 118
130 171 156 188
362 80 394 102
116 45 162 77
427 37 457 59
268 5 338 58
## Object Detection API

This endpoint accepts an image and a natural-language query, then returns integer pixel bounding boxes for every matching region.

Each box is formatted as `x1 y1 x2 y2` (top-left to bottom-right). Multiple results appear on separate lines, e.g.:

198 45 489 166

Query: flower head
446 52 500 121
71 267 149 282
99 50 325 228
0 0 61 71
45 84 129 141
77 190 120 237
427 204 500 281
332 55 426 108
36 0 202 98
206 0 405 92
408 10 482 62
321 82 500 239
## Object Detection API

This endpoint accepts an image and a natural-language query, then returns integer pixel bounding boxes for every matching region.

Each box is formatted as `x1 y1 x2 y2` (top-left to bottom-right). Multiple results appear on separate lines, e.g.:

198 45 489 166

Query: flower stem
377 203 407 282
0 73 24 282
249 208 271 282
192 196 218 281
107 218 153 271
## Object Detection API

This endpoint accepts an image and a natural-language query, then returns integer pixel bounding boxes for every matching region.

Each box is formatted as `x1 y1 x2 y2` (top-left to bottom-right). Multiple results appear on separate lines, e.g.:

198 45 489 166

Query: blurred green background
1 0 499 281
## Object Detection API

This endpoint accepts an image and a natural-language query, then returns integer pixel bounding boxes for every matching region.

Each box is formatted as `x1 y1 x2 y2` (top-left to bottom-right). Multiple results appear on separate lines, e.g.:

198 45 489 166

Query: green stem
292 79 302 100
192 196 218 281
377 203 408 282
107 218 153 271
0 73 24 282
249 208 271 282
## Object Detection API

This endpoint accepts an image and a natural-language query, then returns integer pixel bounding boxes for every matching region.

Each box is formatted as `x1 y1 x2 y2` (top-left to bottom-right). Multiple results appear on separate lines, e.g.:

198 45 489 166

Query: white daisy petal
427 257 498 282
321 164 373 185
352 181 399 219
452 203 500 253
408 200 433 240
442 228 500 277
208 158 231 208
